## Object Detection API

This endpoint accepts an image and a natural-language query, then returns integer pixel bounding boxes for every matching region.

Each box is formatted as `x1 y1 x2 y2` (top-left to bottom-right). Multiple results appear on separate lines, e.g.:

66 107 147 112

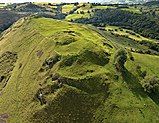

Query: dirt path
0 119 6 123
0 113 9 123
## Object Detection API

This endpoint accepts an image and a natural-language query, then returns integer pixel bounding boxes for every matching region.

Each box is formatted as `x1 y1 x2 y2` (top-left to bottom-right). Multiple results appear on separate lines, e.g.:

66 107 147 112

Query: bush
140 71 147 78
80 11 85 14
114 49 127 71
128 51 134 61
42 54 61 70
136 65 147 78
142 76 159 94
140 40 159 52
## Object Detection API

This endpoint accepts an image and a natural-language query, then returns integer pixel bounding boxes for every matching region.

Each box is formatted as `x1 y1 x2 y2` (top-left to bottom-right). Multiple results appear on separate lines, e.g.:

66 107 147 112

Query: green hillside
0 17 159 123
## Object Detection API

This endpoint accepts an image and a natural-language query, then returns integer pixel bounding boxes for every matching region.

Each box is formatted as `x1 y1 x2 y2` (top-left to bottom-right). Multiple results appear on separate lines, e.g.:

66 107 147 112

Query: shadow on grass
149 93 159 105
121 68 159 105
121 68 147 99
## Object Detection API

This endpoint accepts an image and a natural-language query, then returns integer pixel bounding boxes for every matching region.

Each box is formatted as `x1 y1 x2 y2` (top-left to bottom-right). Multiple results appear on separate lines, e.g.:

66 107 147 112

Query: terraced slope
0 17 159 123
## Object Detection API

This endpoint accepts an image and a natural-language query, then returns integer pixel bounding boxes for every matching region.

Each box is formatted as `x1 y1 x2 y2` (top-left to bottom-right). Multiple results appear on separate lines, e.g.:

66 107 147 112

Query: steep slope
0 17 159 123
0 10 23 33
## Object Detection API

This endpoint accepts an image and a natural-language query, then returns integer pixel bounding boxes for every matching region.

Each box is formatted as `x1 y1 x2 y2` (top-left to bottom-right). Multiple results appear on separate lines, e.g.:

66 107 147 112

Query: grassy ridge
0 17 111 123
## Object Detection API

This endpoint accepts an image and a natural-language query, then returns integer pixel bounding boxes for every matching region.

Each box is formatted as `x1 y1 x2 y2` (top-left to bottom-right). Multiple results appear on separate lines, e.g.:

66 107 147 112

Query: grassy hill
0 3 6 8
62 4 76 14
0 17 159 123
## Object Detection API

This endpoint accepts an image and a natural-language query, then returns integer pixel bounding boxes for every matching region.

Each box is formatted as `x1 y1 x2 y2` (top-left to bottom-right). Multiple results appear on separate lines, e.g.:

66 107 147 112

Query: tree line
75 8 159 40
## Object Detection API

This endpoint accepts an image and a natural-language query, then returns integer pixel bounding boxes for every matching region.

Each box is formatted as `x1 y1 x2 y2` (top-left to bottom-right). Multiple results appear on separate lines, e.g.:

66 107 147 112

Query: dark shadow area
121 68 147 98
121 68 159 105
149 93 159 105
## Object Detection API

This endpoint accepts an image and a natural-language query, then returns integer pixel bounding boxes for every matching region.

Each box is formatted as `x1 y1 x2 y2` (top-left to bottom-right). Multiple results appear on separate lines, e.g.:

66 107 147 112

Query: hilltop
0 16 159 123
0 2 63 33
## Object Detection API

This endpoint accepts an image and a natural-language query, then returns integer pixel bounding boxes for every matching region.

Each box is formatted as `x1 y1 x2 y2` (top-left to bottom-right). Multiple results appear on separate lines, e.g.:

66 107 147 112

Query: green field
105 26 157 42
65 13 91 21
0 3 6 8
34 2 57 10
93 5 116 9
121 7 142 14
65 4 93 20
127 53 159 78
75 4 92 13
62 4 75 13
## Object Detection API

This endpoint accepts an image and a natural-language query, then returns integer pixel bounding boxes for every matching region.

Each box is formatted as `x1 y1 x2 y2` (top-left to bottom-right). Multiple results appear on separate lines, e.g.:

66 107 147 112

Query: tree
80 11 85 14
82 4 86 7
48 3 52 6
74 2 79 6
136 65 147 78
128 51 134 61
114 49 127 71
142 76 159 94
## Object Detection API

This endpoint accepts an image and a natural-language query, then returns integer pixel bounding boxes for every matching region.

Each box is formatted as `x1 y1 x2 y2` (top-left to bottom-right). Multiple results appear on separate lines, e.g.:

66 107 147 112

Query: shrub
74 2 79 6
0 75 5 82
136 65 147 78
42 54 61 70
80 11 85 14
140 71 147 78
128 51 134 61
114 74 119 80
139 40 159 52
114 49 127 71
141 76 159 94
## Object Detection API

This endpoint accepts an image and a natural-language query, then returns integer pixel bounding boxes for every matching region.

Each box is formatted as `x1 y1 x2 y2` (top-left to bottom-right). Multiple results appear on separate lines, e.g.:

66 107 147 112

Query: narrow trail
14 32 48 122
0 113 9 123
87 26 118 49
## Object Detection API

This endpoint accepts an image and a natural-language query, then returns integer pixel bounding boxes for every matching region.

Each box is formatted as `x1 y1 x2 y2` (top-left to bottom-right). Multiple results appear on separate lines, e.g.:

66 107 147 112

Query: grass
0 17 159 123
105 25 157 42
65 13 91 21
102 31 147 50
93 5 116 9
64 5 140 22
75 4 92 13
0 17 111 123
65 4 116 21
65 4 93 21
126 53 159 78
121 7 142 14
0 3 6 8
62 4 75 14
34 2 57 10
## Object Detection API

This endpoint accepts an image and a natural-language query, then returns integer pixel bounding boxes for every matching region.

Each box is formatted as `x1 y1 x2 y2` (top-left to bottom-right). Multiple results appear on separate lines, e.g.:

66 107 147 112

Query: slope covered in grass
0 17 159 123
62 4 75 14
0 17 111 123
